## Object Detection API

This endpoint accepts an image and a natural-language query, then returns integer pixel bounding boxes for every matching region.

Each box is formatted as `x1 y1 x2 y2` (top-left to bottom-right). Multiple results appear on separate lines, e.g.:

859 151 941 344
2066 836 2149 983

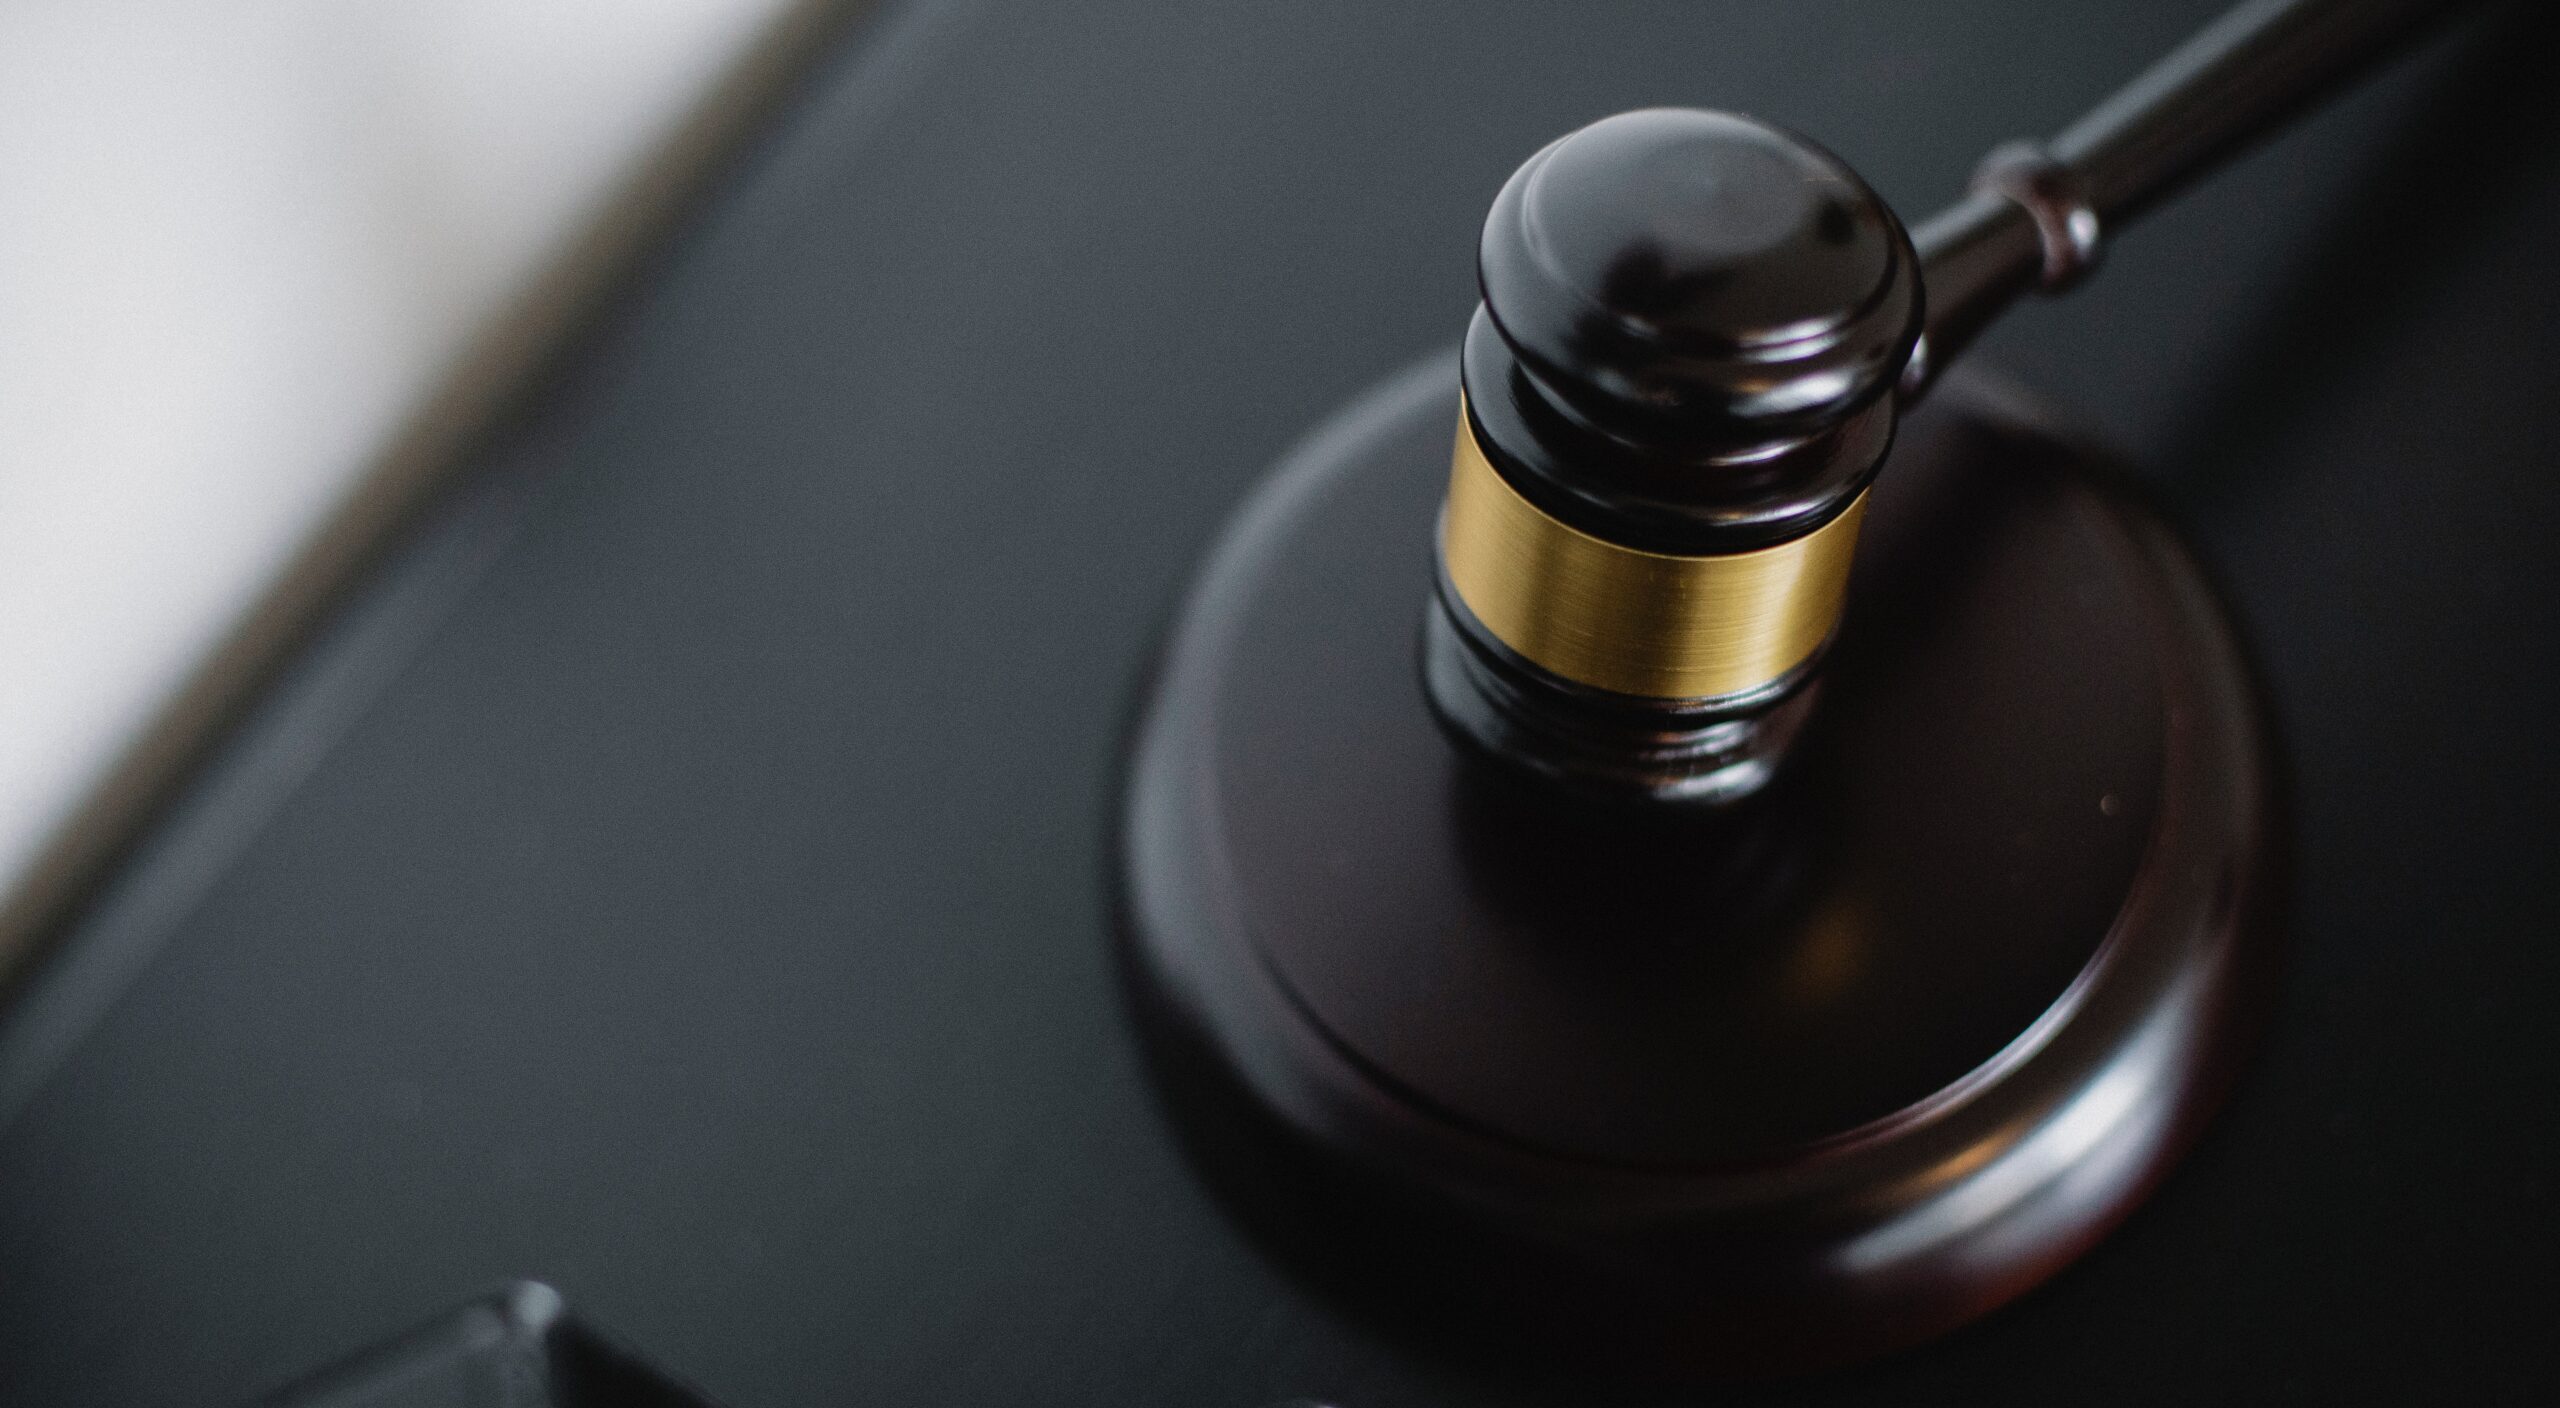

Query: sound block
1117 353 2282 1379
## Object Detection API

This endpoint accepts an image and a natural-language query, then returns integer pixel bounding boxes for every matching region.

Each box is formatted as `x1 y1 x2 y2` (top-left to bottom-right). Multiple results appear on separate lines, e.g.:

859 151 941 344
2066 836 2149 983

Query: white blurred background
0 0 823 968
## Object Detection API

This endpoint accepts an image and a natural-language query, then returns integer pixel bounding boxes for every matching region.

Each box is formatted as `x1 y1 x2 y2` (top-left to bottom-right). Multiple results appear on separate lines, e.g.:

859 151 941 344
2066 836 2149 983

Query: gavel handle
1906 0 2465 394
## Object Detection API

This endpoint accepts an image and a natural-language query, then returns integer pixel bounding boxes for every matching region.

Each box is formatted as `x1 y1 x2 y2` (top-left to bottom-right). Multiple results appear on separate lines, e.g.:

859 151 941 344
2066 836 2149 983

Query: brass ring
1438 403 1867 701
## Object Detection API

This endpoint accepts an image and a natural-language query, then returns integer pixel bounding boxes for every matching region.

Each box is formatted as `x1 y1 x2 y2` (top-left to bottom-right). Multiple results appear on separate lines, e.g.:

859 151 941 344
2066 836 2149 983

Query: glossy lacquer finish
1439 110 1919 802
1467 109 1916 551
1120 358 2280 1377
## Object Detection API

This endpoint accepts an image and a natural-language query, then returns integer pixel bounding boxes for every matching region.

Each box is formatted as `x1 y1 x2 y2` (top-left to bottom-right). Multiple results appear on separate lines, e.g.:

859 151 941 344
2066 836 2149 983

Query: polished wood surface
1122 361 2278 1376
1465 110 1914 550
1439 107 1917 800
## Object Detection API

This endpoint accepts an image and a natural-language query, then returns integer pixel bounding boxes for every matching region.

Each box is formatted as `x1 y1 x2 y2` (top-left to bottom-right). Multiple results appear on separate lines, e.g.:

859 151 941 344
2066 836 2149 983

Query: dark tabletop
1 2 2552 1404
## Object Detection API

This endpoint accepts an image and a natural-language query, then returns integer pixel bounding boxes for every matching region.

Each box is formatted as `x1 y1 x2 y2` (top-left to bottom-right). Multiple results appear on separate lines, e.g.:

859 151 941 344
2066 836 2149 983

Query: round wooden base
1117 354 2281 1379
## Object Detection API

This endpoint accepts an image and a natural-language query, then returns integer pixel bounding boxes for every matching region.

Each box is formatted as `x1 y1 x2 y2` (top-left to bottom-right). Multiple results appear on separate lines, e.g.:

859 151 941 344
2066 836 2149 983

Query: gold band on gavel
1439 402 1868 701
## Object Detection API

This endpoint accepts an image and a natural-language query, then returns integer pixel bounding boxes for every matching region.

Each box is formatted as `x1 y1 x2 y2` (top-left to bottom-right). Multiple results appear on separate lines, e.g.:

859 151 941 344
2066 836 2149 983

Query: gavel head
1428 108 1923 803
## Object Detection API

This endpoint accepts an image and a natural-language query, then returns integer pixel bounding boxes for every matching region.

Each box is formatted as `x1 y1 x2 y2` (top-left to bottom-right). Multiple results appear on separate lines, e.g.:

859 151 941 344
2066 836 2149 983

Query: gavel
1120 0 2464 1379
1429 0 2448 803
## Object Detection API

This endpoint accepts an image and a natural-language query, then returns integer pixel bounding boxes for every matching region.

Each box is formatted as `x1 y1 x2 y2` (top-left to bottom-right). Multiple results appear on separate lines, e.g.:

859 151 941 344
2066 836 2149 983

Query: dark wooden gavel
1120 0 2474 1379
1429 0 2455 802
